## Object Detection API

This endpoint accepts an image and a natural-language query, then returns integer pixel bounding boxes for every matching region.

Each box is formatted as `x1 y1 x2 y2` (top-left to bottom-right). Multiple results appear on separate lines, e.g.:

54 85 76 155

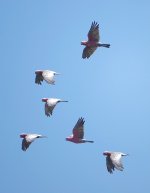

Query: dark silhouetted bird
66 117 94 143
81 21 110 59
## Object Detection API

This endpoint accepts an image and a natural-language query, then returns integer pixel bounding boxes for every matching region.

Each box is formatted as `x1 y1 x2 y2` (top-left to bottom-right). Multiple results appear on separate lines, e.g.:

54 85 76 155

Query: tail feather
86 140 94 143
100 44 110 48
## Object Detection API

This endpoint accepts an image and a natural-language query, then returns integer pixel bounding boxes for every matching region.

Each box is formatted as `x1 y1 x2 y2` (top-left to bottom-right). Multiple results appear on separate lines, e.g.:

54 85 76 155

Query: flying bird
66 117 94 143
81 21 110 59
42 98 68 117
103 151 128 173
35 70 60 85
20 133 47 151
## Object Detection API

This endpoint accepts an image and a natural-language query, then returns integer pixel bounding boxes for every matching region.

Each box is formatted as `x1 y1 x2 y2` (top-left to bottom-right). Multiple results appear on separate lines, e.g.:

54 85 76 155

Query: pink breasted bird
66 117 94 143
81 21 110 59
103 151 128 174
42 98 68 117
35 70 60 85
20 133 47 151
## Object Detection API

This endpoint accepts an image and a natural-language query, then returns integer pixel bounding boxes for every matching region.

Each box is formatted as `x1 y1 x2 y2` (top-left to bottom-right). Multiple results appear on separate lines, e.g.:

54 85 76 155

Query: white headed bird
20 133 47 151
42 98 68 117
103 151 128 174
35 70 60 85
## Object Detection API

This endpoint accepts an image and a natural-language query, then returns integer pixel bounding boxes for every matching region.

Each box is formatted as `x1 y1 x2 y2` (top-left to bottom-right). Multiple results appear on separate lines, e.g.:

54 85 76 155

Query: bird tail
86 140 94 143
100 44 110 48
122 153 128 156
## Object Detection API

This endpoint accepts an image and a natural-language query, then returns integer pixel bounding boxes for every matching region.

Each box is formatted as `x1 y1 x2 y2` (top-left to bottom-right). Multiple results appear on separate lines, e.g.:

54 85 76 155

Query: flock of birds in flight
20 21 128 174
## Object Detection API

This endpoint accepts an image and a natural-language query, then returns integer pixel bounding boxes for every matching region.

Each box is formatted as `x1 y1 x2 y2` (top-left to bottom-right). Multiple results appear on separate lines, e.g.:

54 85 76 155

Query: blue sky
1 1 150 193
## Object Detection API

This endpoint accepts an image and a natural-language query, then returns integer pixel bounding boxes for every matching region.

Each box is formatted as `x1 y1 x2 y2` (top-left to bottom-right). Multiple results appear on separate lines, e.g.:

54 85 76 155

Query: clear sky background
1 1 150 193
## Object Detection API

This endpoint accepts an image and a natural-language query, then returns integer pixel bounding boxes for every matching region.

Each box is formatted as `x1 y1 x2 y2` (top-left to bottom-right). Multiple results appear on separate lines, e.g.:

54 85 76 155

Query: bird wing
88 21 99 42
35 73 43 85
72 118 85 139
42 71 55 84
45 103 55 116
22 138 32 151
82 46 97 59
110 153 124 171
106 156 115 174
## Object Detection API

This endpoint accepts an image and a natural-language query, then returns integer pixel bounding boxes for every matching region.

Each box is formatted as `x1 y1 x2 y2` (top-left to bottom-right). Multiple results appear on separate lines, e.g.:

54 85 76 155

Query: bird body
81 21 110 59
103 151 128 173
42 98 68 117
66 117 94 144
20 133 46 151
35 70 60 85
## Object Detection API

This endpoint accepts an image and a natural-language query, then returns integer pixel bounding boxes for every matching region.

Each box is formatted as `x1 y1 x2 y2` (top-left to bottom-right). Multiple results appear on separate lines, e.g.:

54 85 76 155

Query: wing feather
45 103 55 117
73 118 85 139
82 46 97 59
42 71 55 84
88 21 100 42
22 138 31 151
106 156 115 174
35 73 43 85
110 153 124 171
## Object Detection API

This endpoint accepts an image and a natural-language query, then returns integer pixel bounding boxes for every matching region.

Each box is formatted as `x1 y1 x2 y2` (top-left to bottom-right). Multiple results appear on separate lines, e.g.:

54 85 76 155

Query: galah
20 133 47 151
42 98 68 117
35 70 60 85
103 151 128 174
81 21 110 59
66 117 94 143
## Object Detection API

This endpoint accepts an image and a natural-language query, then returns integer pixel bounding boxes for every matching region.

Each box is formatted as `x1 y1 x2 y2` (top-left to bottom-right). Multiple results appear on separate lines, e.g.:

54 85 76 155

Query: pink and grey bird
20 133 47 151
81 21 110 59
42 98 68 117
66 117 94 143
35 70 60 85
103 151 128 174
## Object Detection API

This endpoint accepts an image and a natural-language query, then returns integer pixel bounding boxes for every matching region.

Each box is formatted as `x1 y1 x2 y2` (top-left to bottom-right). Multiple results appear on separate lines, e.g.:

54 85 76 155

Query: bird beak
60 100 68 102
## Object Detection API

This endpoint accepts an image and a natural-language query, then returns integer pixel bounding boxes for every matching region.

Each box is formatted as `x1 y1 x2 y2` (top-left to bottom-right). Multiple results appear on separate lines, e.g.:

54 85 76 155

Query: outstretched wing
73 117 85 139
106 156 115 174
35 72 43 85
88 21 99 42
82 46 97 59
22 138 32 151
45 103 55 117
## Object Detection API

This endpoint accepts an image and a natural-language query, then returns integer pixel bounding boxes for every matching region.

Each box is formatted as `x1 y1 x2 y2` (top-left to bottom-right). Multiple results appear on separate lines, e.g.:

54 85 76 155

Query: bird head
35 70 43 75
81 41 87 46
103 151 111 156
20 133 27 138
66 137 69 141
42 98 48 102
66 136 72 141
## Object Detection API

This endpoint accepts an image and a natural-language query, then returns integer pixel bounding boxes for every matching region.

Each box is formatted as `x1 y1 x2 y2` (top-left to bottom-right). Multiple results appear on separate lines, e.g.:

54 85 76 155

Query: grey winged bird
103 151 128 173
81 21 110 59
35 70 60 85
66 117 94 143
20 133 47 151
42 98 68 117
